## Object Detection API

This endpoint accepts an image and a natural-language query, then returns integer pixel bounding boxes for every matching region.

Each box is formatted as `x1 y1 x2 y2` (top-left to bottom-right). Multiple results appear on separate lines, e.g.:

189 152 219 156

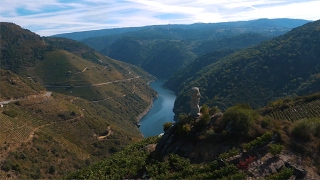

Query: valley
1 18 320 179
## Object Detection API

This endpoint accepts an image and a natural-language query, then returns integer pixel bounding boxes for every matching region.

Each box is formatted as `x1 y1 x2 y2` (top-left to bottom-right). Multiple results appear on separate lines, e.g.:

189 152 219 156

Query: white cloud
0 0 319 36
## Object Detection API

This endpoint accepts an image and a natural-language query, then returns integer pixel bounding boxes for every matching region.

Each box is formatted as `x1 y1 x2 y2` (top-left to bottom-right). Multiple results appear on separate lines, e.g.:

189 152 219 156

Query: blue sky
1 0 319 36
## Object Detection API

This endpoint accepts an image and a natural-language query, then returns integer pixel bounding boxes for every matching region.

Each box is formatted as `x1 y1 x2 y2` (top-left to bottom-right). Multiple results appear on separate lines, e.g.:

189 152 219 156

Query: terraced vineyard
267 100 320 121
39 126 91 160
0 113 35 144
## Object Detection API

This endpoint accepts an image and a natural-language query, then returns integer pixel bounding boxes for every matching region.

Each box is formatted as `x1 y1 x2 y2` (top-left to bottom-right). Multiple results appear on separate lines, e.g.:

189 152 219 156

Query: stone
190 87 201 118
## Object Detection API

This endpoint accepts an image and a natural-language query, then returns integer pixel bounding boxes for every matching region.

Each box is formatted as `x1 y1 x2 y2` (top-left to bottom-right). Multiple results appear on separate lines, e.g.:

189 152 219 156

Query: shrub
243 132 273 151
237 156 256 170
209 106 221 115
163 122 173 132
261 117 272 128
291 118 320 141
194 114 210 132
200 104 209 114
268 144 284 156
221 104 258 136
218 148 240 160
266 167 293 180
2 110 19 118
48 165 56 174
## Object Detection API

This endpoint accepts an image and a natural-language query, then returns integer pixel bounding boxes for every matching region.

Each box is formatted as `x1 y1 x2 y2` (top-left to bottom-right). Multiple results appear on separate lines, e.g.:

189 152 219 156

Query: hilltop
0 22 156 179
170 19 320 115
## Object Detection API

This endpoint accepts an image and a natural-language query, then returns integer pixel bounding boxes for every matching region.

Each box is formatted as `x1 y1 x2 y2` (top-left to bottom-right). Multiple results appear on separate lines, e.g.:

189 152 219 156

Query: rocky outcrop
155 113 319 179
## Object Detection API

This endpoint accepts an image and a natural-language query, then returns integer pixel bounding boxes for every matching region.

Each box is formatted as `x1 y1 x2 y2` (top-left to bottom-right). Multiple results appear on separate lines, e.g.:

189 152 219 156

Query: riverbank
135 96 158 123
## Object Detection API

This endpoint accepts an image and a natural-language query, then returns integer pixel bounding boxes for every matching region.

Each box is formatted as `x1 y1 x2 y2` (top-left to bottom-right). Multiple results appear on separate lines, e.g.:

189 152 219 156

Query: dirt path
97 126 113 140
0 91 52 106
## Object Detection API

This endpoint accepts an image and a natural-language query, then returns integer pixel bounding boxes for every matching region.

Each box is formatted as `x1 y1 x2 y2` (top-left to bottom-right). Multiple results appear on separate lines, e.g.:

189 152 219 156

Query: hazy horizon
1 0 319 36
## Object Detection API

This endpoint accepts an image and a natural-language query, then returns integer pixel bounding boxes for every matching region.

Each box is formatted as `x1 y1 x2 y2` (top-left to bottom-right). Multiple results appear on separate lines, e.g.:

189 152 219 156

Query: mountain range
55 18 310 78
1 18 320 179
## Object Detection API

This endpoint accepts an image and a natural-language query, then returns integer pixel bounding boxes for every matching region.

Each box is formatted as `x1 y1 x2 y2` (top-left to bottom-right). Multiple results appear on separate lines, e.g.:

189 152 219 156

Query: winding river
139 80 176 137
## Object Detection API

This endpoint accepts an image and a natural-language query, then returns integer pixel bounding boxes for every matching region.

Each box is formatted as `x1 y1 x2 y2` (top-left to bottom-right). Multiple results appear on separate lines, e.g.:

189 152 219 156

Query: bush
163 122 173 132
221 104 258 136
291 118 320 141
268 144 284 156
261 117 272 128
200 104 209 114
243 132 273 151
209 106 221 115
218 148 240 160
2 110 19 118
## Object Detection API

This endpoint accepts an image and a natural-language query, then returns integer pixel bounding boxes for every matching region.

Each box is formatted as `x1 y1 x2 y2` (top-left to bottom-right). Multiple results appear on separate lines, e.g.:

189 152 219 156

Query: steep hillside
0 70 146 179
0 22 46 72
0 69 45 100
165 49 236 91
172 19 320 115
0 23 157 178
0 22 156 123
65 92 320 179
64 18 309 78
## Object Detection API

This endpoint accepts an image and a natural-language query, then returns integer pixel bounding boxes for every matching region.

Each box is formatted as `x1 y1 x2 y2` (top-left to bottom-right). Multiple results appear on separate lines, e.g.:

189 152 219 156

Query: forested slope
172 20 320 114
56 18 310 78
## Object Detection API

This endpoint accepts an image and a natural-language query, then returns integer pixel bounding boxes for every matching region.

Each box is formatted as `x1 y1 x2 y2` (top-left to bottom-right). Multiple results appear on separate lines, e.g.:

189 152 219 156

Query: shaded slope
165 49 236 91
173 20 320 114
74 19 309 78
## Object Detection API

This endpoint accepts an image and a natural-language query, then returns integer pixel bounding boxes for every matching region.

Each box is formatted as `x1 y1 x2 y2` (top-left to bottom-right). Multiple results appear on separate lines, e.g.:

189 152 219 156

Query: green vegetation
243 132 273 151
221 104 258 137
163 122 173 132
0 22 157 179
268 144 284 156
265 168 294 180
218 148 240 160
73 19 308 79
291 118 320 141
172 20 320 115
66 137 246 180
66 99 320 179
1 20 320 179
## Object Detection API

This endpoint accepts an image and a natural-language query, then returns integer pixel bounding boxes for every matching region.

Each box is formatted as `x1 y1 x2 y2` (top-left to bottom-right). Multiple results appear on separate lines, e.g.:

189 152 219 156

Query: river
139 80 176 137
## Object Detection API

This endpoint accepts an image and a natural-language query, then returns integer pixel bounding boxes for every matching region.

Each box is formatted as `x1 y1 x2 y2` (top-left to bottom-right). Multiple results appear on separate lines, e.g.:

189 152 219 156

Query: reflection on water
139 80 176 137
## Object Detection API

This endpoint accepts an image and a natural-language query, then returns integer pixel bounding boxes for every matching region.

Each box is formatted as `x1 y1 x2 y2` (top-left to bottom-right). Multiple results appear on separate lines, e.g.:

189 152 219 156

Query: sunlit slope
0 71 146 179
1 22 157 123
0 69 45 100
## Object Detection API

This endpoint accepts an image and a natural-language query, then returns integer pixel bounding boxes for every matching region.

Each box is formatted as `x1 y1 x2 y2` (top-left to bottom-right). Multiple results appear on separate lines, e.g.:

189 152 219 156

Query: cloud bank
0 0 319 36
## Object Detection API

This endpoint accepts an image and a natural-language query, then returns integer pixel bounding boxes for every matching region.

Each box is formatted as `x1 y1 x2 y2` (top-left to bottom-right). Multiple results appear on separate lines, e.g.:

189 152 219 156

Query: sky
1 0 319 36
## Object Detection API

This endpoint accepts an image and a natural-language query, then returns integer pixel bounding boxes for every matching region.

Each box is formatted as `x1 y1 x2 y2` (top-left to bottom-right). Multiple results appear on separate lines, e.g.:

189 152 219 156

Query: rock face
190 87 201 118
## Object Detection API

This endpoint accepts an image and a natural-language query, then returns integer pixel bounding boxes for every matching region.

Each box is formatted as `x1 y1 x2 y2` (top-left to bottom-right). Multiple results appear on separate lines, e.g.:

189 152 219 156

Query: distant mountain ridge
53 18 310 41
55 18 309 78
170 19 320 114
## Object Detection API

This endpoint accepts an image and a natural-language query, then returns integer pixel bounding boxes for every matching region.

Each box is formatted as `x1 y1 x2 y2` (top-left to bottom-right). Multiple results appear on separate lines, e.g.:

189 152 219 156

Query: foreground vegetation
66 93 320 179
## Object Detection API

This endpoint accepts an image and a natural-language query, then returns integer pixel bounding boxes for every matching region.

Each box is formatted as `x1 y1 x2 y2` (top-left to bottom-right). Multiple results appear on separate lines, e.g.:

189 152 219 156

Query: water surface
139 80 176 137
